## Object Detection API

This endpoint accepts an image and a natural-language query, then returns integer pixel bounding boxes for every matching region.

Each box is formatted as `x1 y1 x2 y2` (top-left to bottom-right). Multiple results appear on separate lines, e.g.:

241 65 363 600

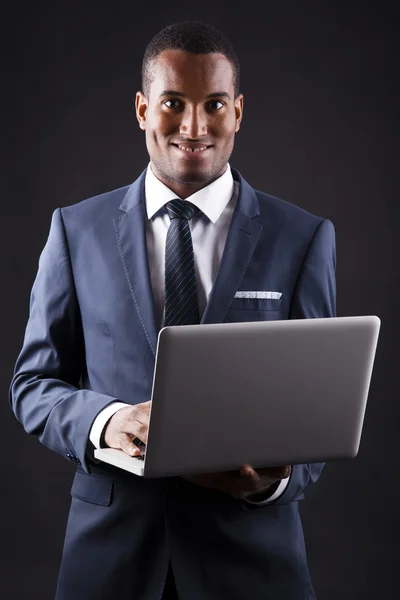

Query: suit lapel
201 168 263 324
114 166 263 357
113 169 159 358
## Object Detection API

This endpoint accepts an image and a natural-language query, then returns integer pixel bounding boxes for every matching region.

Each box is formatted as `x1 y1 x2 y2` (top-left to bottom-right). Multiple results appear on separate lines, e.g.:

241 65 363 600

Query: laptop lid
142 316 380 478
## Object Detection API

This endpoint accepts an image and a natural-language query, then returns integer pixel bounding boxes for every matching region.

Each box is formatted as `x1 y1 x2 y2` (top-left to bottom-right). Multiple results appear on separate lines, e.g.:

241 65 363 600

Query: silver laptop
94 315 380 478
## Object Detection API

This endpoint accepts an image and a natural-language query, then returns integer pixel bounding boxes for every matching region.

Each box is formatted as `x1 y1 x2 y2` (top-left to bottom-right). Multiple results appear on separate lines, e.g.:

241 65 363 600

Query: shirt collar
144 161 235 224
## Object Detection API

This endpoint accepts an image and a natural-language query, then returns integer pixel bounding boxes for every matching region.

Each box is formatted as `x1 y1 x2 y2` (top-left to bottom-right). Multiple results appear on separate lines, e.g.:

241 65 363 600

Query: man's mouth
170 143 213 159
174 144 209 152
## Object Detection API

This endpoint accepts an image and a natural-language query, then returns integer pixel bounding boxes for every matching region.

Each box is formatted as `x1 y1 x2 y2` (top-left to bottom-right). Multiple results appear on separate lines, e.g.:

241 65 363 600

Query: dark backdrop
3 1 399 598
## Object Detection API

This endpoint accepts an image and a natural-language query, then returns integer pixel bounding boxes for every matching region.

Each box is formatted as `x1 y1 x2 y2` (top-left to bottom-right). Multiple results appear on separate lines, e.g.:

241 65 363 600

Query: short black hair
142 21 240 99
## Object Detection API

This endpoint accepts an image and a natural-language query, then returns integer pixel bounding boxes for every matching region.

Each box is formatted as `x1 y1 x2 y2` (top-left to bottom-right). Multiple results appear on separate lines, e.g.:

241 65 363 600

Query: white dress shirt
89 162 289 504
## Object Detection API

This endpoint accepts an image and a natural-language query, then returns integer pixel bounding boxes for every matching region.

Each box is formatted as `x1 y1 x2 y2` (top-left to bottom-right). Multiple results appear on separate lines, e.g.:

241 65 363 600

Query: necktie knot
166 199 199 221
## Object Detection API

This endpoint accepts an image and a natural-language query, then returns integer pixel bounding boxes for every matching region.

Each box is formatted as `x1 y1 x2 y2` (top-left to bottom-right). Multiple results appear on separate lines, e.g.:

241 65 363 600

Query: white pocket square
234 291 282 299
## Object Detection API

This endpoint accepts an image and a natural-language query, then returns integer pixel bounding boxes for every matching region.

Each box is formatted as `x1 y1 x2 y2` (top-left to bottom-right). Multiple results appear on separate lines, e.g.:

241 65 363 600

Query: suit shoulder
254 189 336 243
254 189 326 225
60 184 131 220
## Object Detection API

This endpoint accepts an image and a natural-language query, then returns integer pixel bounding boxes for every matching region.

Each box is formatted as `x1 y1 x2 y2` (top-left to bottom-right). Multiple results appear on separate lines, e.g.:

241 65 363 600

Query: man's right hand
103 401 151 456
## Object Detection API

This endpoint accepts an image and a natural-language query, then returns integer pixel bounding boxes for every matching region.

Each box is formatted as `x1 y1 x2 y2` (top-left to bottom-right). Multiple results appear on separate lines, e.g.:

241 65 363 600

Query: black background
3 1 399 598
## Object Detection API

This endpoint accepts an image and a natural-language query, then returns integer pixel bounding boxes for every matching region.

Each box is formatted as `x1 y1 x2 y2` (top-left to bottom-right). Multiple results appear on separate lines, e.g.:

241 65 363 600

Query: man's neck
149 163 228 199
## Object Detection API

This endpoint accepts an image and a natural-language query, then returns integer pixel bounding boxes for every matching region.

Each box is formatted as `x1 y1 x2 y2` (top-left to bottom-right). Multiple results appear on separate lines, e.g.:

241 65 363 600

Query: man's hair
142 21 240 99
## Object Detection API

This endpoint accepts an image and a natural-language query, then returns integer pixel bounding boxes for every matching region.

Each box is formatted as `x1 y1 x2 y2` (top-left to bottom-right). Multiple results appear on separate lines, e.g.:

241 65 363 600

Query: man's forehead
149 49 234 92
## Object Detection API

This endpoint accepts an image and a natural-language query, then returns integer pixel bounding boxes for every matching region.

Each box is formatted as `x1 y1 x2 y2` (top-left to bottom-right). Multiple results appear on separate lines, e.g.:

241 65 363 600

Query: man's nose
179 106 208 138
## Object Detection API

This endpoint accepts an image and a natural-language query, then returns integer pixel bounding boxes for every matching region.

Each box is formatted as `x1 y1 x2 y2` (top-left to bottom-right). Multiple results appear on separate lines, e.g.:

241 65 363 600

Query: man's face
136 49 243 198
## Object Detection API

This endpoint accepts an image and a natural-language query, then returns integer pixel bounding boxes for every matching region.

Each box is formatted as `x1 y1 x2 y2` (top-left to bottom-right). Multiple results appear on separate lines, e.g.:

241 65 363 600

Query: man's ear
235 93 244 133
135 91 148 130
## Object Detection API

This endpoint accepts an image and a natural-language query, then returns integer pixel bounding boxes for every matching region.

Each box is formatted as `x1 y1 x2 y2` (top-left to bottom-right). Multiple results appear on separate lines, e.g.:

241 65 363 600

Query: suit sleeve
242 218 336 510
9 208 120 473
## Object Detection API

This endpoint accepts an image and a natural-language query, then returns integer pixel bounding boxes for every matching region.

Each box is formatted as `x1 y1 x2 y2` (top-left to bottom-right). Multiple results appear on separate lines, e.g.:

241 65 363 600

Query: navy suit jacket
10 166 336 599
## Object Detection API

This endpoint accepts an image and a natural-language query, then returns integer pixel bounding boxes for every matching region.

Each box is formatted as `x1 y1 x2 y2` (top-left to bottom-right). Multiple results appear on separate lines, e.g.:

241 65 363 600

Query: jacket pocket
229 297 282 311
225 297 283 323
71 470 113 506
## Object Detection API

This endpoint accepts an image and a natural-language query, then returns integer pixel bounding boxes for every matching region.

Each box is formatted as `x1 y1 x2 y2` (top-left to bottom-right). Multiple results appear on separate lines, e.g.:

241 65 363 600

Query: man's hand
182 464 292 500
103 401 151 455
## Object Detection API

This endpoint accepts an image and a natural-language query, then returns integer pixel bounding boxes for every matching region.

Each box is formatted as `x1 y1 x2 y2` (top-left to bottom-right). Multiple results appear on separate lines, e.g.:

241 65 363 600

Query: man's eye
164 99 181 109
208 100 224 110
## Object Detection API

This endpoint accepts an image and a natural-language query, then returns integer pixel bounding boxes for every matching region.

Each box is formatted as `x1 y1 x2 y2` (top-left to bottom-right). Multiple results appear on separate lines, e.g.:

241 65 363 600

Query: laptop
94 315 380 478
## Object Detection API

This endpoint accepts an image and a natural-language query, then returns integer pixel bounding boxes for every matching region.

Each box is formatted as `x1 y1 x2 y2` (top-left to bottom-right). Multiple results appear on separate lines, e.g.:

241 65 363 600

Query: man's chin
171 166 213 185
151 159 222 188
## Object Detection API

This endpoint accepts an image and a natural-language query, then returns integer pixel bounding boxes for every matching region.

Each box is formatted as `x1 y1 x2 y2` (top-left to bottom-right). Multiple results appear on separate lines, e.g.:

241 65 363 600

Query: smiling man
136 48 242 199
10 21 336 600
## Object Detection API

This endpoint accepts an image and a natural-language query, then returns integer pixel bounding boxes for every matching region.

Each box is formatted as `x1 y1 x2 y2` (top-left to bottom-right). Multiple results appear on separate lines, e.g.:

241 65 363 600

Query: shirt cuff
89 402 130 449
244 476 290 505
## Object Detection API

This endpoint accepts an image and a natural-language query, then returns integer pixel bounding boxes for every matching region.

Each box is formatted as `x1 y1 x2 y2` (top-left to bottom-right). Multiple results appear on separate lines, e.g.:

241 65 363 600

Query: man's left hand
181 464 291 500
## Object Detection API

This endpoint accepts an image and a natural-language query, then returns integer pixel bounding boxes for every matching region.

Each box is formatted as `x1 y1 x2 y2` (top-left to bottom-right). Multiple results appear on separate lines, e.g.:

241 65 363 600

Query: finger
257 465 291 479
274 465 291 478
231 472 261 497
240 465 260 482
126 420 148 444
119 434 141 456
133 410 151 441
282 465 291 478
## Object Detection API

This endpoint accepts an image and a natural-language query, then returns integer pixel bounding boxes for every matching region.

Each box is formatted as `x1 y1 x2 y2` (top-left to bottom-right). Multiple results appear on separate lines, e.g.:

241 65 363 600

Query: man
9 21 336 600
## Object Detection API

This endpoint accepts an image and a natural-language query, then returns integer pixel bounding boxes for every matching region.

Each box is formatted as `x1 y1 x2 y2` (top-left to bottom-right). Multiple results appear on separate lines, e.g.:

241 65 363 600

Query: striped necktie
164 199 200 326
